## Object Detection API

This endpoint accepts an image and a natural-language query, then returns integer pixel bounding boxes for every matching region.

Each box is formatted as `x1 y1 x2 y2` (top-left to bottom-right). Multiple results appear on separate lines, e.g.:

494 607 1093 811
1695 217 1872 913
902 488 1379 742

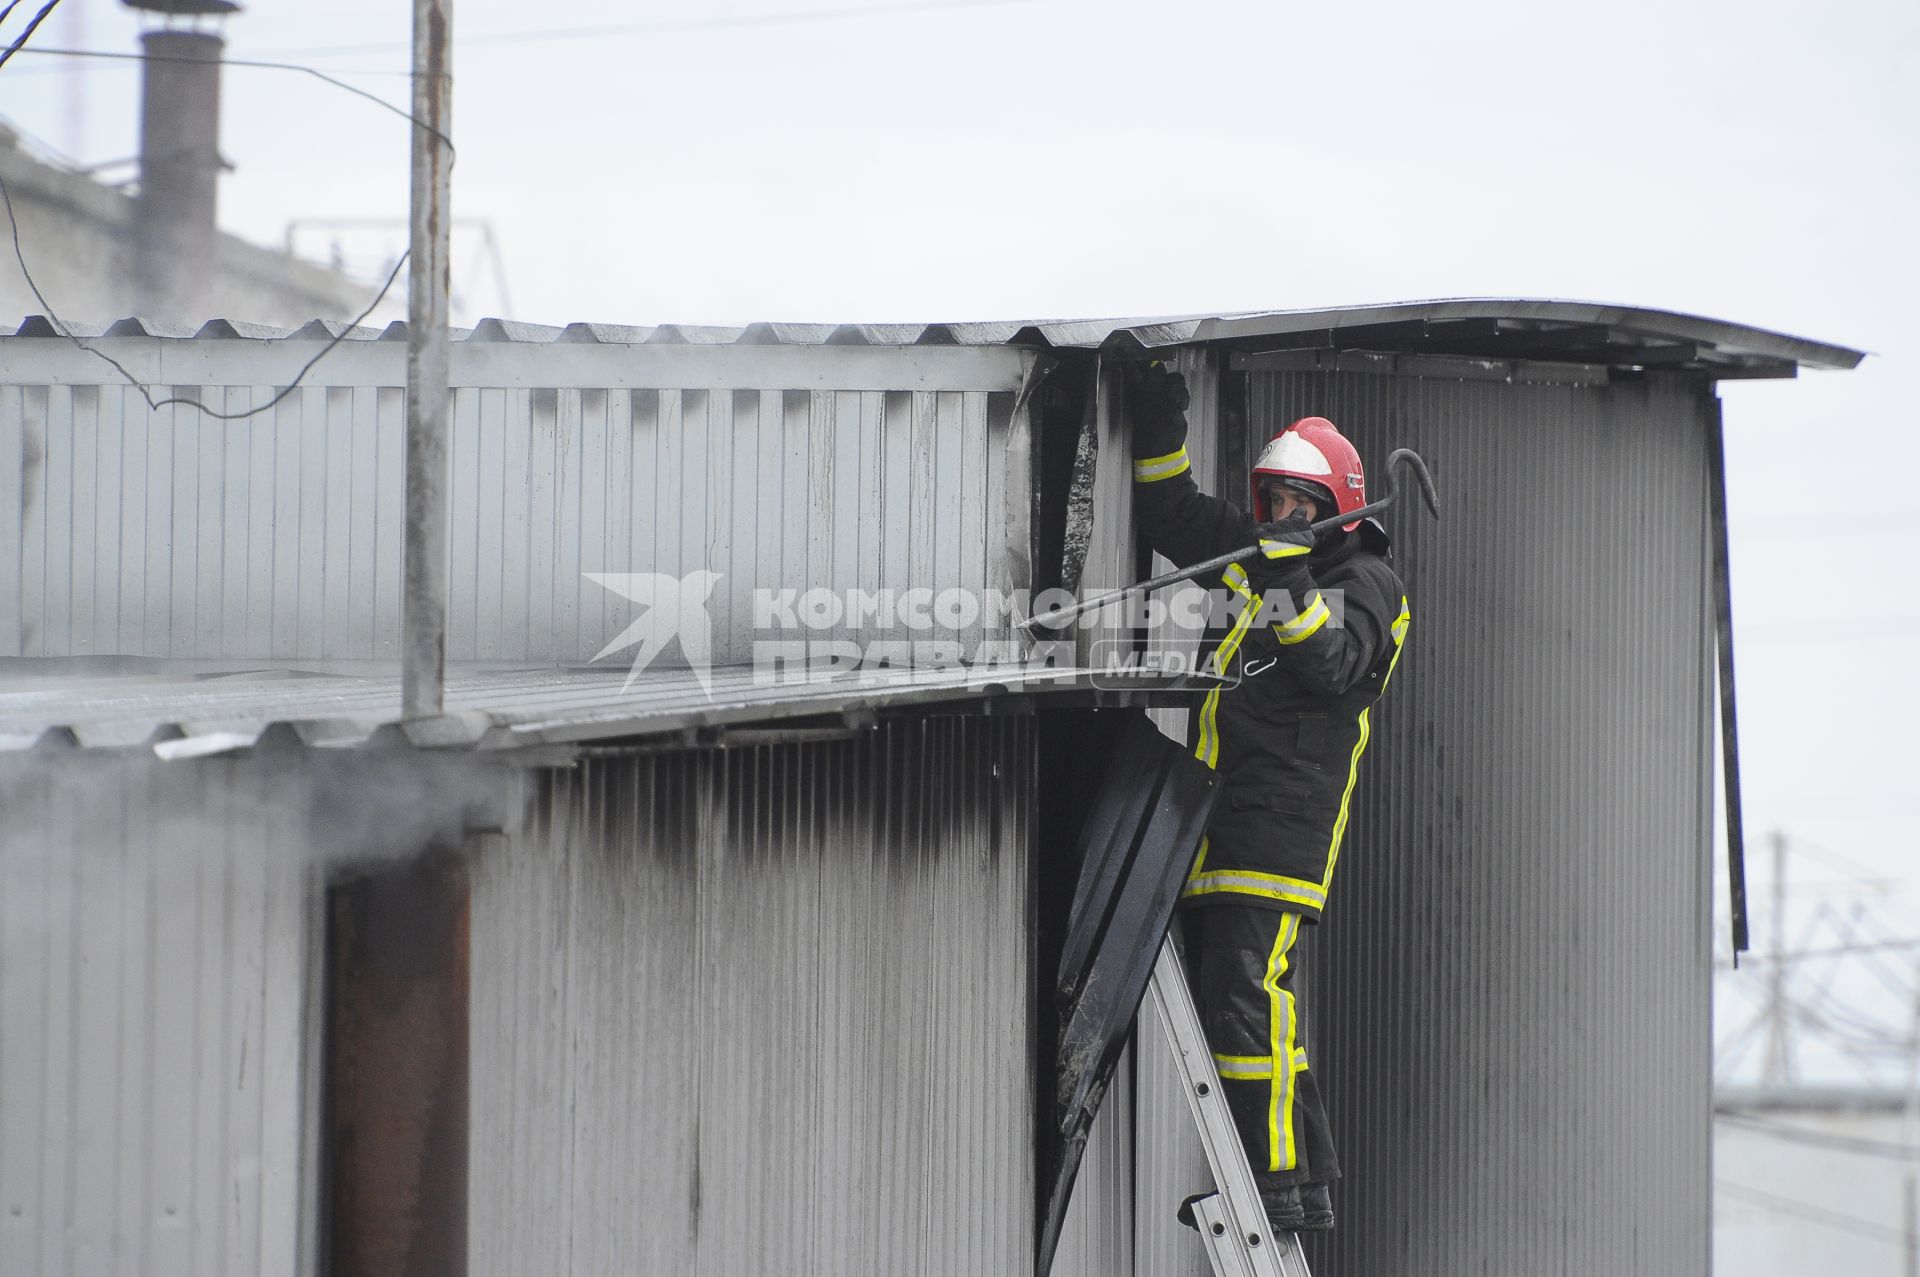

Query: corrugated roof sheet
0 663 1213 757
4 297 1864 374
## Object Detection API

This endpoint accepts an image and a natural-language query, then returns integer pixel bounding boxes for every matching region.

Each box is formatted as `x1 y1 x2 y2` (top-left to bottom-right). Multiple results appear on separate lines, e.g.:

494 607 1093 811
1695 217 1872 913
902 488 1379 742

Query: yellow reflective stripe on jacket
1221 561 1253 599
1273 592 1331 646
1182 869 1327 911
1133 447 1191 482
1315 596 1411 896
1193 583 1260 770
1214 1053 1274 1081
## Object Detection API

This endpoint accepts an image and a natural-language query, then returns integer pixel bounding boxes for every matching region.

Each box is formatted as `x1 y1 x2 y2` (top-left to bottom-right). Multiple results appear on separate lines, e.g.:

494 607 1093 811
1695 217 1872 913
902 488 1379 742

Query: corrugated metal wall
0 341 1033 667
0 757 318 1277
471 713 1036 1276
1184 364 1714 1277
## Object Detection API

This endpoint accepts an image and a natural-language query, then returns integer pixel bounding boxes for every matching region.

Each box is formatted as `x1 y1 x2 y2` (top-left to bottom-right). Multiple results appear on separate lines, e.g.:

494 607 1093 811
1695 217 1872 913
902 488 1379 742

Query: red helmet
1250 417 1367 531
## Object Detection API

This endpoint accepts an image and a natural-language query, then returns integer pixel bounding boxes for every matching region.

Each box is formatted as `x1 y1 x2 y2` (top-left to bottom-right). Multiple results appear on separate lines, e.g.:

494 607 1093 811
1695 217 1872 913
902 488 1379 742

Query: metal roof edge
3 298 1865 371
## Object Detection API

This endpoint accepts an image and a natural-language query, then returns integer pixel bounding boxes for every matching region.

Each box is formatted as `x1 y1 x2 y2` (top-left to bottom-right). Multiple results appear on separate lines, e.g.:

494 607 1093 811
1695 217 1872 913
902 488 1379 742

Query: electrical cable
249 0 1047 60
1715 1179 1911 1247
0 14 447 422
0 0 62 73
0 0 31 32
0 170 407 421
7 47 451 149
1716 1111 1920 1161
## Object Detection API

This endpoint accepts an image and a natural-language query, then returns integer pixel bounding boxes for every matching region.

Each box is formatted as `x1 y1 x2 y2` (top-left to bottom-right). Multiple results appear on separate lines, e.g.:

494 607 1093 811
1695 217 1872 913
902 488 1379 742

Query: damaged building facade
0 302 1862 1275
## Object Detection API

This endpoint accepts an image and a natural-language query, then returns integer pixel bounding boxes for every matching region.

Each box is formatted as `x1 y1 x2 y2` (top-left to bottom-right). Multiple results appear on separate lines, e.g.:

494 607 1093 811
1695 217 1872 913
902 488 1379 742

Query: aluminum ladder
1147 938 1313 1277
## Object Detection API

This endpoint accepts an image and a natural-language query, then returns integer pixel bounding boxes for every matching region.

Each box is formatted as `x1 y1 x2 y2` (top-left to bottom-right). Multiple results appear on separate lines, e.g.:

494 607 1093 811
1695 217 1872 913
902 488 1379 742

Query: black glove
1123 361 1189 461
1240 510 1316 593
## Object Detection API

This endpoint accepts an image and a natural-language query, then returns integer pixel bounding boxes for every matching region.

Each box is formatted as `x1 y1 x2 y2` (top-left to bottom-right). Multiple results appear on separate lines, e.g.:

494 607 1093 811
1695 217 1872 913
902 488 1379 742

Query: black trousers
1179 902 1339 1187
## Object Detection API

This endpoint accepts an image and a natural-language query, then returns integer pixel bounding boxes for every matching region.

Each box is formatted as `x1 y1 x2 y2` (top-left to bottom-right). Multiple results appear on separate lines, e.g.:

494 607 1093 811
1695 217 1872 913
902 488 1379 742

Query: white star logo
584 570 724 696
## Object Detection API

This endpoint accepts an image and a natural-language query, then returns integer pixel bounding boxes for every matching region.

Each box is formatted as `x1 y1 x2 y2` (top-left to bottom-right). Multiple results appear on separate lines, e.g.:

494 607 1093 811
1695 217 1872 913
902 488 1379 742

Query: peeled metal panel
1220 369 1716 1277
1047 1046 1134 1277
2 343 1034 667
0 757 317 1277
1044 712 1217 1272
472 715 1034 1276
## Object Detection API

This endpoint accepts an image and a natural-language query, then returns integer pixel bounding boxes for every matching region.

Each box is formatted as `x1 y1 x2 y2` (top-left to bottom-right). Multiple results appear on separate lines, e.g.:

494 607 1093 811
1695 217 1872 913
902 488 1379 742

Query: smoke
0 747 529 880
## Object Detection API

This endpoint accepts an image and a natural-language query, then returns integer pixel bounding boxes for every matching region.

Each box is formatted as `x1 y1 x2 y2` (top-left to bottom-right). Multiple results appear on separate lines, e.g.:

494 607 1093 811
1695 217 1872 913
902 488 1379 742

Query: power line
1719 937 1920 967
1717 1111 1920 1161
249 0 1048 61
7 48 451 149
0 0 63 74
1716 1179 1911 1247
0 12 441 421
0 169 407 420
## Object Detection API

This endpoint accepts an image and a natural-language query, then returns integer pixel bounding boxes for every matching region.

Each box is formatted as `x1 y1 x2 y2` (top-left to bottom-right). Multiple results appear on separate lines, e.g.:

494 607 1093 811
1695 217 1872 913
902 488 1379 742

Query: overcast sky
3 0 1916 1079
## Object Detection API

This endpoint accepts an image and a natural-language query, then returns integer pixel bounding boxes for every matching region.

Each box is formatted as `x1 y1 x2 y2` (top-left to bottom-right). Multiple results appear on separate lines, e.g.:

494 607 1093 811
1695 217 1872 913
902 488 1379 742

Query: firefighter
1126 362 1412 1235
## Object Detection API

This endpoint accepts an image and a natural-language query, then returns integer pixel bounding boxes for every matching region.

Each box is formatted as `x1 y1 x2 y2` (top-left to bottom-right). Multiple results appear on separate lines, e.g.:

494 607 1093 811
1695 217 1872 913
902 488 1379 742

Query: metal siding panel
0 385 20 655
959 393 988 607
678 390 709 617
0 760 312 1277
853 390 884 632
704 388 738 657
448 387 481 661
291 387 327 663
778 389 809 644
91 389 124 660
526 388 559 660
1207 370 1718 1277
1051 1046 1133 1277
242 388 275 661
68 386 98 655
908 391 937 628
724 390 759 666
109 386 140 658
215 389 249 659
610 386 642 637
828 390 861 645
880 391 914 619
472 716 1034 1275
5 349 1030 667
473 388 508 659
267 392 301 661
573 388 608 648
552 389 585 660
193 391 225 657
345 386 380 659
377 385 408 660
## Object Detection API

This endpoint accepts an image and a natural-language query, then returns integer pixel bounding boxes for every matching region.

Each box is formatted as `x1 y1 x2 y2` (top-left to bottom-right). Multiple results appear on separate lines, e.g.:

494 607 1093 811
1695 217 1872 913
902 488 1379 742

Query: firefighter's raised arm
1233 516 1410 697
1125 362 1255 569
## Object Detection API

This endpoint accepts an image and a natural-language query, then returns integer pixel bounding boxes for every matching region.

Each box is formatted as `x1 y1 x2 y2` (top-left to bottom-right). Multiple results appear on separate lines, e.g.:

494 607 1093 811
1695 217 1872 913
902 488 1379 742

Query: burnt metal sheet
1042 712 1216 1276
469 715 1035 1276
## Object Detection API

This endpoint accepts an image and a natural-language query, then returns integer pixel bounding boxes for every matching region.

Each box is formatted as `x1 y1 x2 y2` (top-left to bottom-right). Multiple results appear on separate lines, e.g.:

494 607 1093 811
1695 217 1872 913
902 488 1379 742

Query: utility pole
319 8 467 1277
1761 830 1792 1086
402 0 453 718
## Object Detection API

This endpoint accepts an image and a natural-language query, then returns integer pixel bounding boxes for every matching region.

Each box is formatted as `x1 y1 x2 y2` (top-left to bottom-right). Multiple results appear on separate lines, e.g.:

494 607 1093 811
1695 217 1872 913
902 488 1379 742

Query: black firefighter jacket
1134 460 1411 923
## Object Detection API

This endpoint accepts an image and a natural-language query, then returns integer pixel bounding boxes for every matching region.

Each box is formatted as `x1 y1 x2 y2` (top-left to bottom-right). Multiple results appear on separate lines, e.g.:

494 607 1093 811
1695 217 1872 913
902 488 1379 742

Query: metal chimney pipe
133 26 225 322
